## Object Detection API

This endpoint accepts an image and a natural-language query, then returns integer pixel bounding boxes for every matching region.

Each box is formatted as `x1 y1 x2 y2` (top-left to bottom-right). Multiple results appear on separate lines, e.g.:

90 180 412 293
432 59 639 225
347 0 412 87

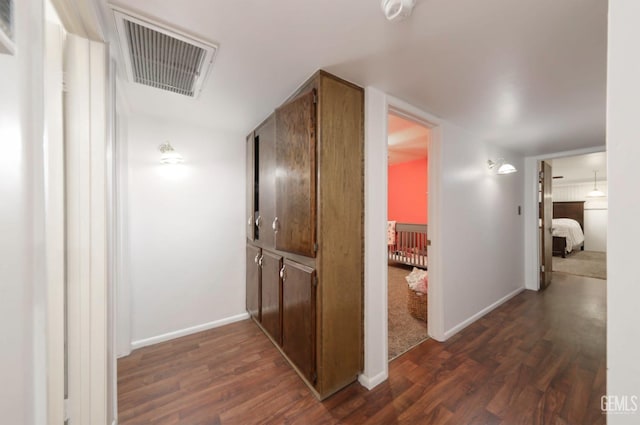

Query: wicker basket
407 286 427 322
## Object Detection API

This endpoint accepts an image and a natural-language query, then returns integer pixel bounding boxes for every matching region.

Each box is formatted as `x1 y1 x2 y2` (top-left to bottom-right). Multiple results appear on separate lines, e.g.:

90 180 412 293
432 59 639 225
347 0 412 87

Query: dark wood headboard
553 201 585 230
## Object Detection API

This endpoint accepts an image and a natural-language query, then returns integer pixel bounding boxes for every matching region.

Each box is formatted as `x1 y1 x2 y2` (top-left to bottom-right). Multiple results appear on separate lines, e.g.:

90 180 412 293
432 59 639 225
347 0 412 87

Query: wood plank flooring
118 272 606 424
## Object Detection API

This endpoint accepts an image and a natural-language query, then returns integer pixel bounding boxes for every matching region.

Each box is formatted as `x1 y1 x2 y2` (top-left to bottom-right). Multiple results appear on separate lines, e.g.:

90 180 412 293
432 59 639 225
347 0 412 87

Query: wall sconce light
586 170 605 197
488 158 517 175
159 142 184 164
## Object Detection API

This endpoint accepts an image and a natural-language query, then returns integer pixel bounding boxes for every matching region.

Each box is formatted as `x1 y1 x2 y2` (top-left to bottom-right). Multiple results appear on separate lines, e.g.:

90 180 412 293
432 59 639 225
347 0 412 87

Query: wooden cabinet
260 250 282 345
245 70 363 400
256 115 277 249
245 244 261 321
275 90 317 257
282 259 316 384
246 133 256 241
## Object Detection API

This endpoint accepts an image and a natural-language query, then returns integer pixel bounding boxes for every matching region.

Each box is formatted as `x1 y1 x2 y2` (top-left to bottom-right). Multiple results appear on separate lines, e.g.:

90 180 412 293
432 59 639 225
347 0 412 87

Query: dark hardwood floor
118 272 606 424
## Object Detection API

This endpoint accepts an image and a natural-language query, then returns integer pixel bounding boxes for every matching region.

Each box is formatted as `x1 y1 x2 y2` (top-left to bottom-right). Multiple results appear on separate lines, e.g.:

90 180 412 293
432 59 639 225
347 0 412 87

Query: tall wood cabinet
245 70 363 399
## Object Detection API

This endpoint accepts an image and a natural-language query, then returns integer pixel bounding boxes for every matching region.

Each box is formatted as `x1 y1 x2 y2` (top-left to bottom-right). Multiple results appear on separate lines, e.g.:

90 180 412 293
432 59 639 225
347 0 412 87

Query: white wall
124 114 247 349
439 124 525 334
0 0 45 423
553 181 608 252
607 1 640 423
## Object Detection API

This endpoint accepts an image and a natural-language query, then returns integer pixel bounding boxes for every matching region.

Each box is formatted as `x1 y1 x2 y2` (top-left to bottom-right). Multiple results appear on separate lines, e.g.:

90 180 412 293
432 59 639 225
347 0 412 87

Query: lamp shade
497 163 517 174
159 142 184 164
586 170 605 197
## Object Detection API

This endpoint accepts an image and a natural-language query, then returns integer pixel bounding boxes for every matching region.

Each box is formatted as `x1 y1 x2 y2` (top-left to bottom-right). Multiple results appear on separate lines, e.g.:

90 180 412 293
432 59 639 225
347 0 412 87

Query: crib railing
388 223 428 269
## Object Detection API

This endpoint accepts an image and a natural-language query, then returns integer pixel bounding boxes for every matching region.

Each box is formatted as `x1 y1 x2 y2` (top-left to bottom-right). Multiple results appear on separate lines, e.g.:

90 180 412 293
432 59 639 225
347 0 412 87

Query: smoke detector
381 0 416 22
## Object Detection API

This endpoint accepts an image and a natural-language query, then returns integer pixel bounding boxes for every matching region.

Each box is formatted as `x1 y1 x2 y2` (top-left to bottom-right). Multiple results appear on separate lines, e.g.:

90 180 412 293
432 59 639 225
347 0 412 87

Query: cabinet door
246 132 256 241
260 251 282 345
282 259 316 384
256 115 277 249
275 90 317 257
246 244 261 321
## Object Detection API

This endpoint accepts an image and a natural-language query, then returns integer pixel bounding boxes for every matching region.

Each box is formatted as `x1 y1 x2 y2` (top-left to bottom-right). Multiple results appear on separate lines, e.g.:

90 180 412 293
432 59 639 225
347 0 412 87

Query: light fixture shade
159 142 184 164
488 158 517 175
497 163 517 174
586 170 605 197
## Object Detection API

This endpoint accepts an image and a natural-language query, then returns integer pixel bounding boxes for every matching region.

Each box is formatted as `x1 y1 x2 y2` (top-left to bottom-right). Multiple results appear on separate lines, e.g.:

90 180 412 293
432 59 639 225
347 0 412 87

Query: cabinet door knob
272 217 279 232
254 253 260 264
279 265 286 281
258 255 263 268
255 215 262 228
248 215 253 226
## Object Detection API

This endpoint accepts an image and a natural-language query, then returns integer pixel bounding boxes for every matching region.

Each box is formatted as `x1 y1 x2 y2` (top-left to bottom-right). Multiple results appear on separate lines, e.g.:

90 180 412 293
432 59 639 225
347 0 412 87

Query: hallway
118 273 606 424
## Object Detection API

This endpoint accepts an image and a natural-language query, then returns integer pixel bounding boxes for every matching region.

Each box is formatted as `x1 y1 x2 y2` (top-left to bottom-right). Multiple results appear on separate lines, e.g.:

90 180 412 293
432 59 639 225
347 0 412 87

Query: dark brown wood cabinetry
246 133 256 241
245 70 363 400
260 250 282 345
281 259 316 384
275 90 317 257
256 116 277 249
245 244 261 321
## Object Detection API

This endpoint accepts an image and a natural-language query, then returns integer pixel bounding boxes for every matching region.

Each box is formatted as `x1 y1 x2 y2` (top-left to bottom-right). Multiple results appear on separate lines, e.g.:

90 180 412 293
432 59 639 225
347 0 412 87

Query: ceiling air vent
113 9 217 98
0 0 15 55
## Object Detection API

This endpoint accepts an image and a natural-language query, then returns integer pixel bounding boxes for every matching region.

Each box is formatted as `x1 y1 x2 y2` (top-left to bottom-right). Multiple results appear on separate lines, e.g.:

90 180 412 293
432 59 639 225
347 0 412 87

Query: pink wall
388 158 428 224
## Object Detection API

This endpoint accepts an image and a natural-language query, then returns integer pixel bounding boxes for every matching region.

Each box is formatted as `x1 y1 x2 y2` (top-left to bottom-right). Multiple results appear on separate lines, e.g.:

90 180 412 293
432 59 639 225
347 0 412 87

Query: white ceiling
388 113 428 165
101 0 607 156
550 151 607 184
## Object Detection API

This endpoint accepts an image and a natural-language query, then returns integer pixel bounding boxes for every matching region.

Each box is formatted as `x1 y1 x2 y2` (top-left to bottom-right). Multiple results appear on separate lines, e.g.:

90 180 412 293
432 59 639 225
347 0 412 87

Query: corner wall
124 114 247 349
439 124 525 335
0 0 46 422
607 1 640 422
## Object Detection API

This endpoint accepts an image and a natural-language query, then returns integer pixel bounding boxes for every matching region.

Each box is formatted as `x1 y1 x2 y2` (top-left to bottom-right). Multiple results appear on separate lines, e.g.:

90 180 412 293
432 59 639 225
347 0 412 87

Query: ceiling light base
381 0 416 22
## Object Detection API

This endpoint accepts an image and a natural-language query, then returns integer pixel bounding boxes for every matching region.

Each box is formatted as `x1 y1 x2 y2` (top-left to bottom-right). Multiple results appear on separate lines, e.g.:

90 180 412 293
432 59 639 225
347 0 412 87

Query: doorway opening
386 112 430 360
538 152 607 288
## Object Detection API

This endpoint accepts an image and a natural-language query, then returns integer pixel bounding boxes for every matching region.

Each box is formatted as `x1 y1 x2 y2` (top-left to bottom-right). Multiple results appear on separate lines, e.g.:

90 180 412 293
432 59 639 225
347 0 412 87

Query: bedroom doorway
538 152 608 283
386 112 430 360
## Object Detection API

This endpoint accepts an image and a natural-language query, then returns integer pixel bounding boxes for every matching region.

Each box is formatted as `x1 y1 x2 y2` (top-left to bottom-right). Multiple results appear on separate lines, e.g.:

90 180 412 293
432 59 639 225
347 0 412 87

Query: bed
552 201 585 257
387 222 428 269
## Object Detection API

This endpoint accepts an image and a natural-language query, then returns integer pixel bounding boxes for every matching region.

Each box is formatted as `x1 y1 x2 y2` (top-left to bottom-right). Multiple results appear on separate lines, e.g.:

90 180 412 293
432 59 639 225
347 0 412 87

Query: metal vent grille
0 0 13 40
113 9 217 98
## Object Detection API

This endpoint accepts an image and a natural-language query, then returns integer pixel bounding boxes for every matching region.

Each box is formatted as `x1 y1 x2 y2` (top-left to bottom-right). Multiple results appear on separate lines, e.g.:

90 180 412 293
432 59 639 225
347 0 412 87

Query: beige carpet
552 250 607 280
388 265 428 360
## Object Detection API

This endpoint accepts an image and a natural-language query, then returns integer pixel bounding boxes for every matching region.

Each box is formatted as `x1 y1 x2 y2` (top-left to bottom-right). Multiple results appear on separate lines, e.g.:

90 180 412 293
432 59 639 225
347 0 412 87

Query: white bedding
552 218 585 253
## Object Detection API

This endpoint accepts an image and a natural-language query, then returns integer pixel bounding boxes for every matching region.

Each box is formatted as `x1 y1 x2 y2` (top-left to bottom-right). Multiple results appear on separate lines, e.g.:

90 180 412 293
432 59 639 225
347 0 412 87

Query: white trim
360 87 389 387
358 370 388 390
523 145 606 291
44 19 65 425
360 87 444 389
50 0 104 41
443 287 526 340
129 313 250 351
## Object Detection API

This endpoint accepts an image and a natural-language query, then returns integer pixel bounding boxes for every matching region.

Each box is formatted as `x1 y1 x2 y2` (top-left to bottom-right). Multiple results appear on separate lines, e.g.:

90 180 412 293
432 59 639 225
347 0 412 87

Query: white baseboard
443 286 525 340
130 312 250 350
358 370 388 390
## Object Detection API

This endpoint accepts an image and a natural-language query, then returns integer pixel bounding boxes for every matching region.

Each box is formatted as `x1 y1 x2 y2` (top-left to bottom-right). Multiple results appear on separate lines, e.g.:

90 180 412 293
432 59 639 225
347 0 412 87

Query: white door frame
523 145 606 291
359 87 444 389
64 33 108 425
44 18 66 425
